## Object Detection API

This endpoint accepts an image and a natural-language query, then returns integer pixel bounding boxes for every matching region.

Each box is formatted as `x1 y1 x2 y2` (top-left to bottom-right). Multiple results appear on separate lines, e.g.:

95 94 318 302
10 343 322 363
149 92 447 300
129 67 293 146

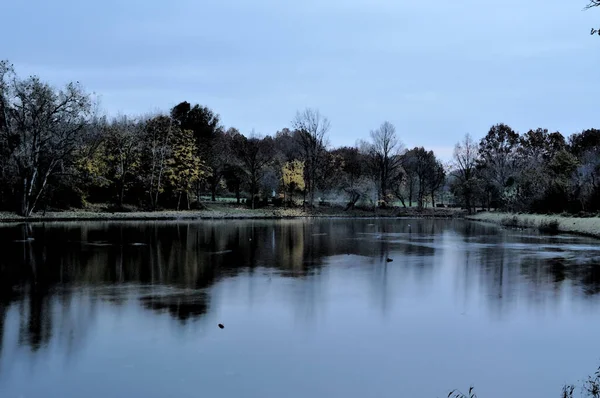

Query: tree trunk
149 154 157 210
381 173 387 204
344 192 360 211
154 166 164 210
29 166 54 217
466 194 472 214
21 177 29 216
195 181 201 205
118 177 126 207
177 192 182 211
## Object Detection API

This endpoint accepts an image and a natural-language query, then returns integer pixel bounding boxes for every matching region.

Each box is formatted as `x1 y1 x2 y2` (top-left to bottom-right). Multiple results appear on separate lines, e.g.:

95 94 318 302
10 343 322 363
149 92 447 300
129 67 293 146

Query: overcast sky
2 0 599 160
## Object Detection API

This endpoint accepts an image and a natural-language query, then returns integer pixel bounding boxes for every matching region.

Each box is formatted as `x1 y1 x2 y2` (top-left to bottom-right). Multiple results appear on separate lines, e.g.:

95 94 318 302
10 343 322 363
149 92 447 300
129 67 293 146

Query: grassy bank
466 211 600 239
0 203 466 223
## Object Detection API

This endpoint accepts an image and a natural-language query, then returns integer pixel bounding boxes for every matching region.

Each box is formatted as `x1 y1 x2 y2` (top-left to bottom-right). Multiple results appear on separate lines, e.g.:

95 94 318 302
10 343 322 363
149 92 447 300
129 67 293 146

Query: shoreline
0 205 467 224
466 211 600 239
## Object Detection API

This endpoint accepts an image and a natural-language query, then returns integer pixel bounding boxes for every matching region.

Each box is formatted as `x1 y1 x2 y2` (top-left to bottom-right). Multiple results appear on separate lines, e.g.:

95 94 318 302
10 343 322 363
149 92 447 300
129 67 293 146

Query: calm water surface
1 218 600 398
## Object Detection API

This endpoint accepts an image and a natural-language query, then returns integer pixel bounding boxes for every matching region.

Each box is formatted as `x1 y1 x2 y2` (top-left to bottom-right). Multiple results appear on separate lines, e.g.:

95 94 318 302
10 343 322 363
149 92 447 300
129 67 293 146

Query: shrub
500 215 520 228
538 219 560 234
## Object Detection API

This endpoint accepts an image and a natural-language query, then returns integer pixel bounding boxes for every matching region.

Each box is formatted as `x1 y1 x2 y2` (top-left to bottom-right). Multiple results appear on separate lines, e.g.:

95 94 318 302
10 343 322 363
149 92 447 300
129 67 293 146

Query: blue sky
2 0 599 160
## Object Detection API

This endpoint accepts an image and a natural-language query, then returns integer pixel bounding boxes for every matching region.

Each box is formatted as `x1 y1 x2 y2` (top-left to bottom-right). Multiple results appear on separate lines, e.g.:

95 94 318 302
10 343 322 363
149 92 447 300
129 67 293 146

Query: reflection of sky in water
0 219 600 398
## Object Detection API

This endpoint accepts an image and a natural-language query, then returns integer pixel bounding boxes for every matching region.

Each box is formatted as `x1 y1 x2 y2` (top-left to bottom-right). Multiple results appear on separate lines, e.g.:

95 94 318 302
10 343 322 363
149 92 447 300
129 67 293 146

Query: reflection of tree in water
2 218 599 360
18 287 52 351
0 219 418 354
563 259 600 296
454 221 600 317
140 292 209 322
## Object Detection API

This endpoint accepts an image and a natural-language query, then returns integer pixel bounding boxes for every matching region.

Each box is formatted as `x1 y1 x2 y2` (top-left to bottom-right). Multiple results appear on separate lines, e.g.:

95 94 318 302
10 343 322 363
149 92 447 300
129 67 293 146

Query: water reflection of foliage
0 219 409 354
1 219 600 359
453 222 600 317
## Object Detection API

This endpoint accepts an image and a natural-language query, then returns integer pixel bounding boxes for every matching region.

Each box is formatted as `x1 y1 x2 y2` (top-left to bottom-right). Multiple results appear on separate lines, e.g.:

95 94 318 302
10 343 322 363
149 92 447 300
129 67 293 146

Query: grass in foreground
450 365 600 398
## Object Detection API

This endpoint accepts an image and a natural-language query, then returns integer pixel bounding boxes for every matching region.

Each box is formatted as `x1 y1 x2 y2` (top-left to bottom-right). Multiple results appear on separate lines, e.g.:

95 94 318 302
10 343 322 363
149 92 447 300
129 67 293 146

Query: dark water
1 219 600 398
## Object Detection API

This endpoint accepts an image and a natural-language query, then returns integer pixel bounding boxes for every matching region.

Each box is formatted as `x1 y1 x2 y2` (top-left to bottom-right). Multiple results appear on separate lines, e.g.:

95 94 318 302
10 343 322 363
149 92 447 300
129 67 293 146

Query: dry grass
467 212 600 238
450 365 600 398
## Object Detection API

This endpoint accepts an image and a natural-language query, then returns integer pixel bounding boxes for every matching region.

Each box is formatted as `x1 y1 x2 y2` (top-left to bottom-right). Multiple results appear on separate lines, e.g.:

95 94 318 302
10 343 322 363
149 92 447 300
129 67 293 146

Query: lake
1 218 600 398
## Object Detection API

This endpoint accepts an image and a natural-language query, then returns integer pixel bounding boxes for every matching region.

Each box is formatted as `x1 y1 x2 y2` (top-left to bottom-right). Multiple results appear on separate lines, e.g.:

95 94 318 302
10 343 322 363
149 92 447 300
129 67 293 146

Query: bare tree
397 151 418 207
364 121 404 205
292 108 330 207
0 61 93 216
451 134 480 214
142 115 173 209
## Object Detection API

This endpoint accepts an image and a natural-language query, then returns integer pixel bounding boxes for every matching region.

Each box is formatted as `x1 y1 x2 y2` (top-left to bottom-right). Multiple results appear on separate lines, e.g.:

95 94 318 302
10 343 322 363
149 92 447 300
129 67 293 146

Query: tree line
0 61 598 216
451 126 600 214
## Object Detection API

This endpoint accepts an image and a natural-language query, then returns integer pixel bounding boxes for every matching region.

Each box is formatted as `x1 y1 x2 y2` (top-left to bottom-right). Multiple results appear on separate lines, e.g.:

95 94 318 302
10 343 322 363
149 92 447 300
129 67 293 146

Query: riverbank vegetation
467 212 600 238
0 203 465 223
1 61 599 218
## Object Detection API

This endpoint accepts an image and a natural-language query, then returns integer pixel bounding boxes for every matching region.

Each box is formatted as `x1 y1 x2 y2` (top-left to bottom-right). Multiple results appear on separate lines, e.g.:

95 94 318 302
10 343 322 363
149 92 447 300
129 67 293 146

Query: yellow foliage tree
282 160 305 205
166 128 206 210
74 142 110 189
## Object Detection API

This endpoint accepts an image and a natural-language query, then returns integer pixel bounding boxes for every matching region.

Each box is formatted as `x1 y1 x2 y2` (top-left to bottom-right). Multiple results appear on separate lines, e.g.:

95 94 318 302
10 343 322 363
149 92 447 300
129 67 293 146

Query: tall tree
102 117 143 207
170 101 224 201
451 134 480 214
165 128 205 210
545 149 580 212
403 147 443 209
223 164 245 204
273 128 302 162
142 115 173 209
232 132 275 209
569 129 600 211
363 121 404 205
0 61 93 216
478 123 521 207
282 159 305 206
513 129 566 211
330 147 368 209
569 128 600 157
292 108 330 207
426 156 446 207
398 151 418 207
